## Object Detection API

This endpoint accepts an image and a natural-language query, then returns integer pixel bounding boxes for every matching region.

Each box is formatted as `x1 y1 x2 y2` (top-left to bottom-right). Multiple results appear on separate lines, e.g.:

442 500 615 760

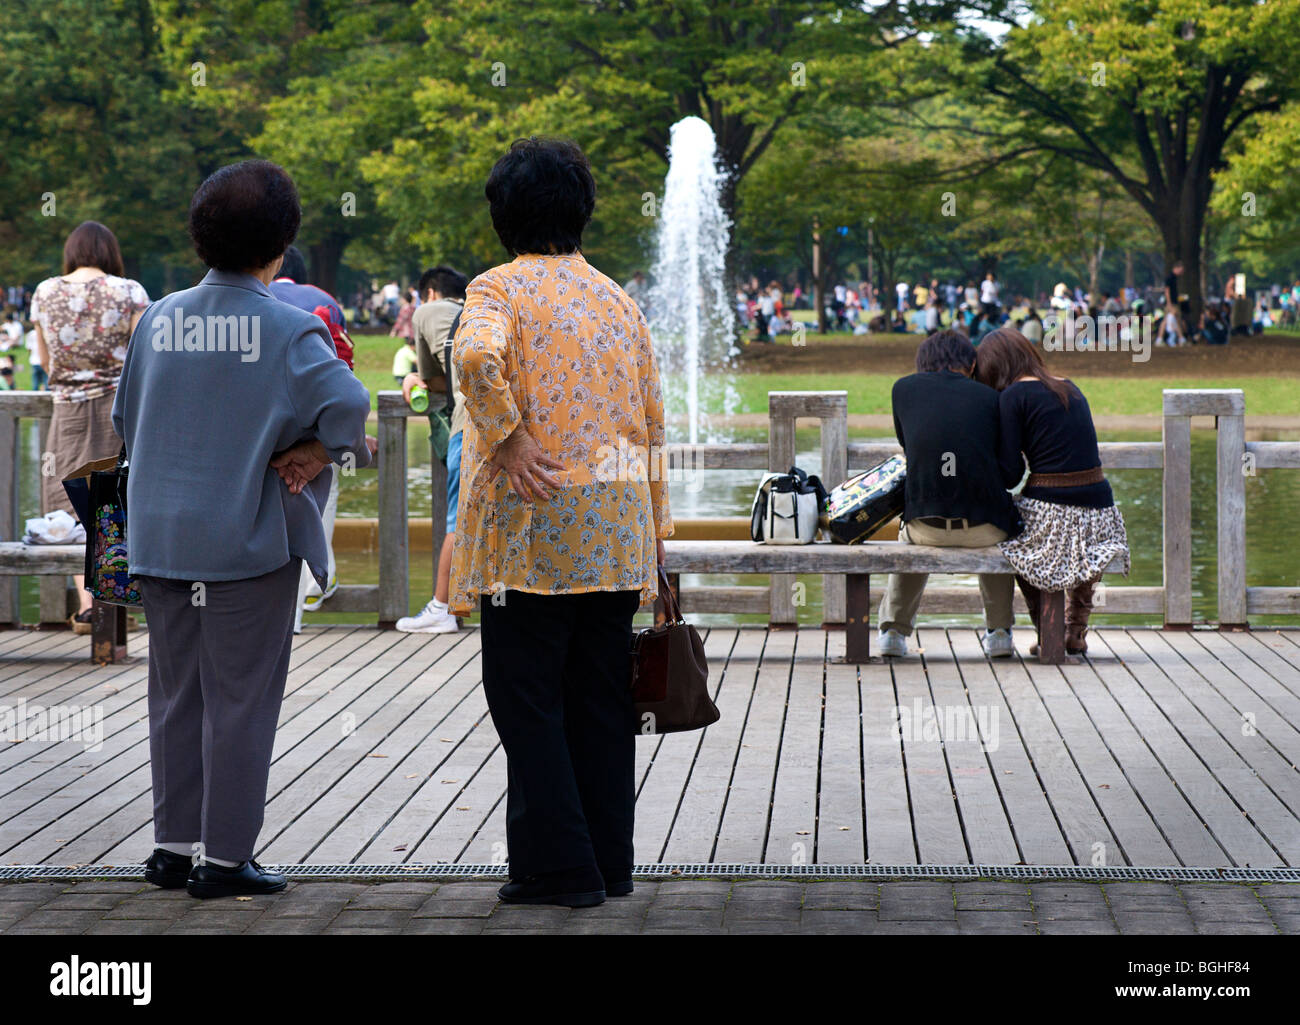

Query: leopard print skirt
999 497 1131 592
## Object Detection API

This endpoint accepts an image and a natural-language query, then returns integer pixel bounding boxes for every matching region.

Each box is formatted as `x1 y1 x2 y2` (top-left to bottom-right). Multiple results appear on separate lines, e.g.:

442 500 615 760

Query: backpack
310 304 355 369
428 307 462 465
750 466 828 545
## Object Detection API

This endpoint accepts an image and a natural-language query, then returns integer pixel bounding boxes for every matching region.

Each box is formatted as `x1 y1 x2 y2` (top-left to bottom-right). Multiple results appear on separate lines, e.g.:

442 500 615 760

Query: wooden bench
0 542 129 663
662 539 1128 664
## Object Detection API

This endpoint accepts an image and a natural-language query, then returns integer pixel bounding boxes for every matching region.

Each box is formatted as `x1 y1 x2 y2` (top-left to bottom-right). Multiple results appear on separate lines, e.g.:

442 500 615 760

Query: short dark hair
418 265 468 300
62 221 124 276
279 244 308 282
188 160 300 272
485 137 595 256
915 329 977 373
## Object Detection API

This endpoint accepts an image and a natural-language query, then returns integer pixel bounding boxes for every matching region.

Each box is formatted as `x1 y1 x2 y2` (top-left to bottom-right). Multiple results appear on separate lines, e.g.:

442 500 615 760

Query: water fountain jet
648 116 737 445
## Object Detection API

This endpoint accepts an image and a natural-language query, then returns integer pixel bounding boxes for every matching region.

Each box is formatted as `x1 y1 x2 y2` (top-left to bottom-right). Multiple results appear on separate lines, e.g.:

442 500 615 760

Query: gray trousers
140 558 300 863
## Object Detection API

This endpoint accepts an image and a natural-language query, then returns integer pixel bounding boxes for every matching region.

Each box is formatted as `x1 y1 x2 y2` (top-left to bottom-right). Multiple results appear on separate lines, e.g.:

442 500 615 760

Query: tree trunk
1087 243 1103 301
812 221 826 335
309 237 346 297
1163 206 1204 327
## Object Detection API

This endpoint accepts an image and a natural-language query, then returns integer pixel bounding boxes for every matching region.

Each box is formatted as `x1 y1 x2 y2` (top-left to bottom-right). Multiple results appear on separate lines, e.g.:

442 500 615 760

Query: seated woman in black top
974 328 1130 655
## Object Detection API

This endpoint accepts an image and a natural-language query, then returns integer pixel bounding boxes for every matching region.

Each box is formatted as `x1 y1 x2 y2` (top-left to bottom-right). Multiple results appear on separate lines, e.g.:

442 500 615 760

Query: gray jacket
112 269 372 587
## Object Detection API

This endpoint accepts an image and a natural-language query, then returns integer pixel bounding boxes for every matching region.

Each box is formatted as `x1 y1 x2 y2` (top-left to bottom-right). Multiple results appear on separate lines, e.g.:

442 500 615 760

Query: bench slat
0 542 85 574
663 539 1126 576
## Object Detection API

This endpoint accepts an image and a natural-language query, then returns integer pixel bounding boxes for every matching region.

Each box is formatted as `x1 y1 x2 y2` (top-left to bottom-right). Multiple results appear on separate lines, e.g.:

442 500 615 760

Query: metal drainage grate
3 863 1300 883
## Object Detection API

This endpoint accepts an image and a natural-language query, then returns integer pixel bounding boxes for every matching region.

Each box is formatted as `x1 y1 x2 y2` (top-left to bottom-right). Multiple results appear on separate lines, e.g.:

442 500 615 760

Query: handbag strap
657 564 683 624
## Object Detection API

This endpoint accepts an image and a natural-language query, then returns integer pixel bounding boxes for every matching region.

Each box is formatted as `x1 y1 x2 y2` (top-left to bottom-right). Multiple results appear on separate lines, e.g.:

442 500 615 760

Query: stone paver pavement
2 878 1298 934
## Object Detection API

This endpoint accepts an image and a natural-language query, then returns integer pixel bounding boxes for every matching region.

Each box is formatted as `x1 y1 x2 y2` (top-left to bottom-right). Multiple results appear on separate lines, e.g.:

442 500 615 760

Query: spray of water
649 116 738 445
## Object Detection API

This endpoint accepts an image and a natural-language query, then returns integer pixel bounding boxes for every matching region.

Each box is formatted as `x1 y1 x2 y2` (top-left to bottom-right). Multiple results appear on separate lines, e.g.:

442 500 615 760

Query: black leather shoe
187 860 287 899
143 848 192 890
498 868 605 908
605 879 634 897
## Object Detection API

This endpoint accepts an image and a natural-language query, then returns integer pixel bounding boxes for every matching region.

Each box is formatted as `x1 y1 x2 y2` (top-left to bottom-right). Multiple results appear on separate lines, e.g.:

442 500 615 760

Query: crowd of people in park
715 268 1294 347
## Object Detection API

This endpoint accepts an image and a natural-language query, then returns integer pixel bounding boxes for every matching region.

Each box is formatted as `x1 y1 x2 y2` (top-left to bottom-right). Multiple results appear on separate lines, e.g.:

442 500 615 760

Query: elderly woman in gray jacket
113 160 374 899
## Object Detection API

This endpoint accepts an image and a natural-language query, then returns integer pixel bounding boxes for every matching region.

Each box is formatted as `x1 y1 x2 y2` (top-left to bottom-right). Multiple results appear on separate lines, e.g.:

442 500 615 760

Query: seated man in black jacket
879 330 1023 658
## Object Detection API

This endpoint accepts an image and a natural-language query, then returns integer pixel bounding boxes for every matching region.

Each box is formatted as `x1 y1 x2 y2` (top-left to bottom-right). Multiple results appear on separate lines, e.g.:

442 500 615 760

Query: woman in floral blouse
450 137 672 908
31 221 149 630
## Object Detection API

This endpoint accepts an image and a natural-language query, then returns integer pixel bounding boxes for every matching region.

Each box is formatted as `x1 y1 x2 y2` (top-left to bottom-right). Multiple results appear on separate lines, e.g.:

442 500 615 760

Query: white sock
158 841 239 867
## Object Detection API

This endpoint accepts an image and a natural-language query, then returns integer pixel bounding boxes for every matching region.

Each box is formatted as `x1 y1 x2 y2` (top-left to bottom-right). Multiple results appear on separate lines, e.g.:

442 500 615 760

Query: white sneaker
982 628 1015 658
302 573 338 612
878 628 908 658
396 599 460 634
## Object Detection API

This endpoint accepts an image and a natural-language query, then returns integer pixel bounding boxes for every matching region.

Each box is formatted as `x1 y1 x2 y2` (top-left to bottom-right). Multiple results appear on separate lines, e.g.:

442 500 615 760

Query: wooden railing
0 386 1287 629
662 390 1169 625
0 390 439 628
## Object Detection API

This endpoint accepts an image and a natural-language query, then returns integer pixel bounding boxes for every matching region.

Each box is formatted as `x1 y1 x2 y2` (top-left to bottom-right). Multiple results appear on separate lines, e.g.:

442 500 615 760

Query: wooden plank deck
3 625 1300 869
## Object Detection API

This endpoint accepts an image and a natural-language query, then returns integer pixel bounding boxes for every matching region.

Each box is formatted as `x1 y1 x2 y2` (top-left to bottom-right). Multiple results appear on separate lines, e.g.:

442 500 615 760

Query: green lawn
350 331 1300 418
353 328 410 409
723 373 1300 417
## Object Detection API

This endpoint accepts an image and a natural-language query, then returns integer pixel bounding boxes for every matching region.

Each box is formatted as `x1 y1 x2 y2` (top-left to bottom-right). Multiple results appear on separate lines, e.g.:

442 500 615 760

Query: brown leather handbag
630 567 718 734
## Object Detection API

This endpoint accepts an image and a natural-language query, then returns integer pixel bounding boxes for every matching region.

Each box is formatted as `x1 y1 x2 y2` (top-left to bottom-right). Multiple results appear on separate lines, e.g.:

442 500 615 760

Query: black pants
479 588 640 882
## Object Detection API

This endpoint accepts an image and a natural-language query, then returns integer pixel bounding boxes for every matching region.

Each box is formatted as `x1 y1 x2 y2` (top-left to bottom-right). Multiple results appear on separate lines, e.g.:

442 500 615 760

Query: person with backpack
397 265 468 634
269 245 356 629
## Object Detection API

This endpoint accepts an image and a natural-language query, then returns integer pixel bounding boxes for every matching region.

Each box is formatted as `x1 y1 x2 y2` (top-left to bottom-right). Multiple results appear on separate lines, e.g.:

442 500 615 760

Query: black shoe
143 848 192 890
498 868 605 908
605 879 634 897
187 860 287 899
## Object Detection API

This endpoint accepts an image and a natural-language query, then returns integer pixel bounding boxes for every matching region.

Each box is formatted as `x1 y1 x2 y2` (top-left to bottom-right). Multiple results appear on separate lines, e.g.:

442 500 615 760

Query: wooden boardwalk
3 625 1300 870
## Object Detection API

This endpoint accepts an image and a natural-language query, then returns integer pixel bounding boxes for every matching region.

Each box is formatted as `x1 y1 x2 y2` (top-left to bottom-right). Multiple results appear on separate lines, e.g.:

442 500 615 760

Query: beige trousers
878 519 1014 635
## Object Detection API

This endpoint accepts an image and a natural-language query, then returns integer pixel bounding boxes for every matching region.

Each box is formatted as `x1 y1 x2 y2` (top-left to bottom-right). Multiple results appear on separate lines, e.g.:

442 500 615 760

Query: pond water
16 422 1300 626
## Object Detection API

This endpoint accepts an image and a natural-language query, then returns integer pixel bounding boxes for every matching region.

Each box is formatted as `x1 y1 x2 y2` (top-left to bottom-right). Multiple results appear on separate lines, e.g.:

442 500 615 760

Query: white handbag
750 467 826 545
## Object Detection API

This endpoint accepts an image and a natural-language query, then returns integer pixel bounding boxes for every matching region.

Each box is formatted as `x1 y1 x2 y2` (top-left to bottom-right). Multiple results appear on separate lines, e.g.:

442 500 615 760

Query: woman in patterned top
450 137 672 908
30 221 149 630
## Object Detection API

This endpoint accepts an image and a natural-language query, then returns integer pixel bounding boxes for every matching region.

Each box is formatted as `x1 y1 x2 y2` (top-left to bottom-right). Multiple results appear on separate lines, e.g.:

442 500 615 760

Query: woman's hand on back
271 439 331 495
490 423 565 502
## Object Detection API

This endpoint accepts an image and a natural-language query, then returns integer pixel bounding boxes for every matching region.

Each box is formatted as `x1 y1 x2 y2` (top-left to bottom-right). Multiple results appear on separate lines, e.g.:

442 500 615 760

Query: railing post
1161 391 1193 628
377 392 409 627
0 409 19 625
35 413 69 625
819 394 848 625
767 391 848 628
1215 390 1248 628
767 395 797 626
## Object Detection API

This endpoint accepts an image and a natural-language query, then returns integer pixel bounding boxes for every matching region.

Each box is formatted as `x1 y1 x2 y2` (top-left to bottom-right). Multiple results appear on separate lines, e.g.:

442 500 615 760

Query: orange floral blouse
447 253 672 615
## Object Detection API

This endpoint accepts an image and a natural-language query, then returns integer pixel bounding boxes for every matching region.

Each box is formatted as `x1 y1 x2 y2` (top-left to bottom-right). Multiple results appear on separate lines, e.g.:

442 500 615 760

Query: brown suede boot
1017 577 1042 657
1065 578 1097 654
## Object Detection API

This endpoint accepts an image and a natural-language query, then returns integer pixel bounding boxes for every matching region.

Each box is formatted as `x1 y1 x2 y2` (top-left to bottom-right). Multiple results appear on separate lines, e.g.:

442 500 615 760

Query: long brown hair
975 327 1072 406
62 221 125 276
